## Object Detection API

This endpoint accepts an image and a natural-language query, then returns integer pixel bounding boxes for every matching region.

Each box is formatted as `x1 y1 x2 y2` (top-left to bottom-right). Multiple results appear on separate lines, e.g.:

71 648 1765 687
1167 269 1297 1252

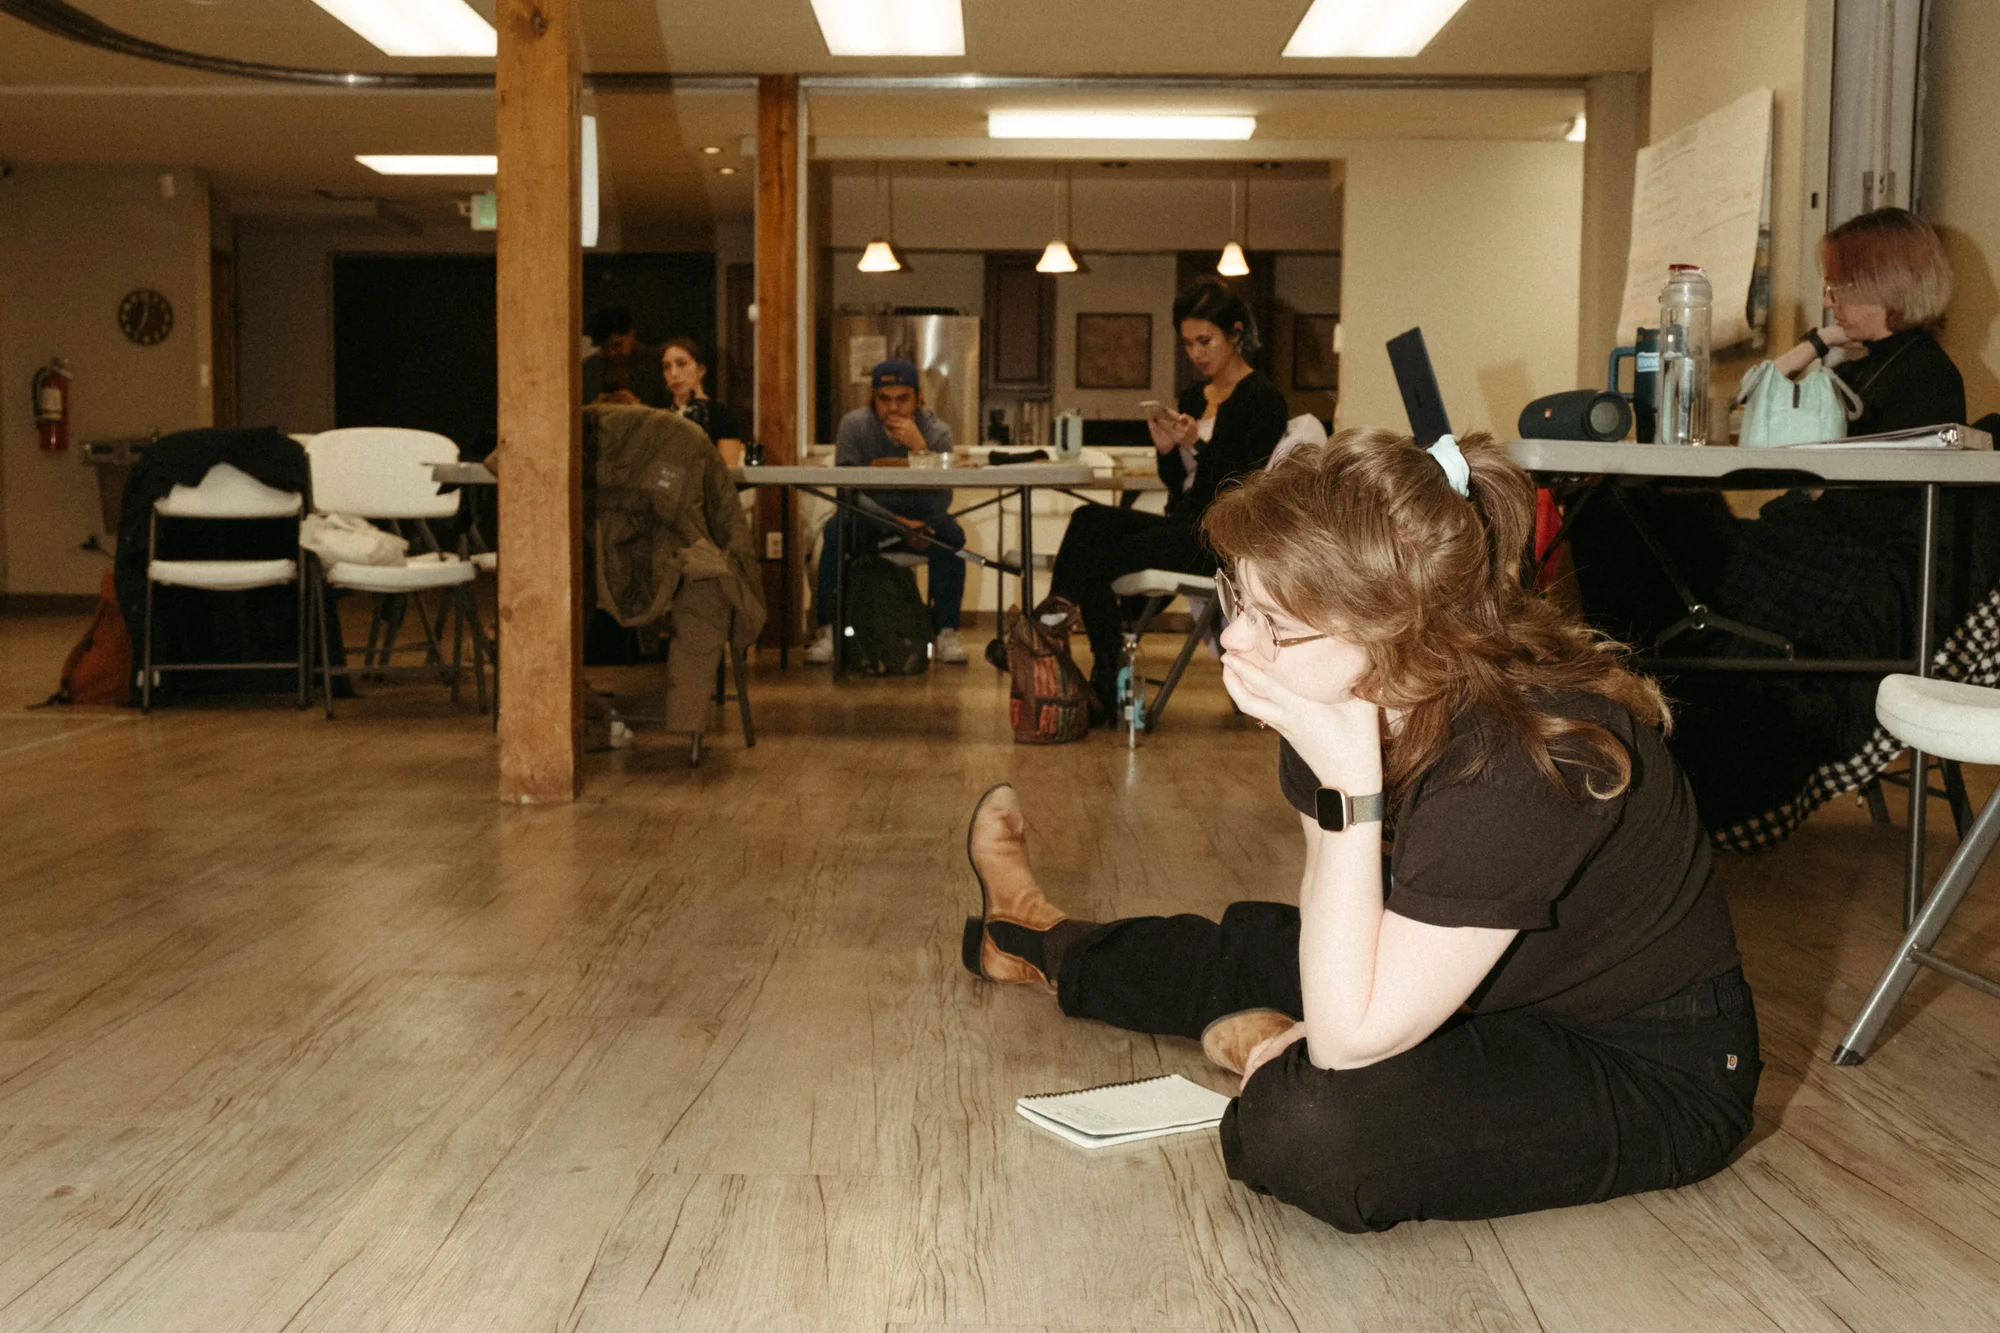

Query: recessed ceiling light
988 113 1255 141
1282 0 1470 58
306 0 496 58
702 145 723 155
717 166 738 175
810 0 965 57
356 154 498 175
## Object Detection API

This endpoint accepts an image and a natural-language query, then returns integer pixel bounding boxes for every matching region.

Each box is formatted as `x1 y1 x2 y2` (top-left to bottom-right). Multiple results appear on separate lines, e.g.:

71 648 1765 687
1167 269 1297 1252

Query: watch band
1314 787 1385 832
1805 328 1829 359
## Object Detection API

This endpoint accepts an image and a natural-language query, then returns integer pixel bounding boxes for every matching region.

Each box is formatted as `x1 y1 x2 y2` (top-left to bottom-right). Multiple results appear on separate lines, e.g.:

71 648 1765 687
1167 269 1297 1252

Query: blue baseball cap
871 359 921 392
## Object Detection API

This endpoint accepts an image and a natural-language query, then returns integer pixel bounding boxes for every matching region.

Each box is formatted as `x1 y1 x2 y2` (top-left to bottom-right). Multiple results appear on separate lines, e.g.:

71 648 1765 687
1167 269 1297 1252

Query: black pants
1057 902 1761 1233
1047 504 1213 690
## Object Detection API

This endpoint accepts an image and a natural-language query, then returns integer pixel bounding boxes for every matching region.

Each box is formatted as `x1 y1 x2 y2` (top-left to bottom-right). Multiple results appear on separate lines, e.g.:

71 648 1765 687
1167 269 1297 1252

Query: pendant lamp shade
1216 241 1250 277
1036 239 1079 274
857 238 902 272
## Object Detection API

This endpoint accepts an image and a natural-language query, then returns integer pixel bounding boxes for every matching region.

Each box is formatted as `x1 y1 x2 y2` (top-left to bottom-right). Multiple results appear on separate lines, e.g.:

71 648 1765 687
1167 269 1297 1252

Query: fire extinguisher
33 358 71 454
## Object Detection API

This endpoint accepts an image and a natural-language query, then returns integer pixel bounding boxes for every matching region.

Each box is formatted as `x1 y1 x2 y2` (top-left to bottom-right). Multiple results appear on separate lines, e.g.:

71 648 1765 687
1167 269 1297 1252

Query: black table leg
1905 482 1942 928
1019 486 1036 610
833 486 849 683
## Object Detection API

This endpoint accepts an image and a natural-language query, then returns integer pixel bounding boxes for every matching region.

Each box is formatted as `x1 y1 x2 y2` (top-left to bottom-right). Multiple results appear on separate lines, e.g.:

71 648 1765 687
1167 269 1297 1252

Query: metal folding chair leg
1833 785 2000 1064
732 645 755 747
1144 597 1221 732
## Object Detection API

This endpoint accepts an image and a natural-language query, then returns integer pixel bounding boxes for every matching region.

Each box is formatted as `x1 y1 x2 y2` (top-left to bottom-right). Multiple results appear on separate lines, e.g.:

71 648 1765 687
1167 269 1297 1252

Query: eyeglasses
1822 281 1854 305
1216 566 1329 655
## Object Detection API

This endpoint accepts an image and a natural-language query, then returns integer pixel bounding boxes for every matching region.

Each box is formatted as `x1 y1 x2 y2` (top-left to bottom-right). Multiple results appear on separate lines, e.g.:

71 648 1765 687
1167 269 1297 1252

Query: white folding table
1511 438 2000 922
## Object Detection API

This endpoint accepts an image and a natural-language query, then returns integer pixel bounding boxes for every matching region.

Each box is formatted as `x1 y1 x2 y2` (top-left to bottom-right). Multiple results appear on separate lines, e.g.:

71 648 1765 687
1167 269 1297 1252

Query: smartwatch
1805 328 1830 359
1315 787 1385 832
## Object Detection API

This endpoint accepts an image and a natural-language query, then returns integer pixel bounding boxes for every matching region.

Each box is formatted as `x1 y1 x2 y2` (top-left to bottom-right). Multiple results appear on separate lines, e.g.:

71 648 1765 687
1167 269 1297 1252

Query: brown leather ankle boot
960 783 1067 990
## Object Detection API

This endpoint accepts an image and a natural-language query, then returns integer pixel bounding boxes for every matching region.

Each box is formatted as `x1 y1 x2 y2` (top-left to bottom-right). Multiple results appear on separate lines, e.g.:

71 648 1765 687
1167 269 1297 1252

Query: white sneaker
804 625 835 665
933 627 968 664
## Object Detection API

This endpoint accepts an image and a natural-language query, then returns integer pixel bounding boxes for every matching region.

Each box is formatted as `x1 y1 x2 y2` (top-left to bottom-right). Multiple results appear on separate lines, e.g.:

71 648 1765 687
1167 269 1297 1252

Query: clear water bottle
1657 264 1713 446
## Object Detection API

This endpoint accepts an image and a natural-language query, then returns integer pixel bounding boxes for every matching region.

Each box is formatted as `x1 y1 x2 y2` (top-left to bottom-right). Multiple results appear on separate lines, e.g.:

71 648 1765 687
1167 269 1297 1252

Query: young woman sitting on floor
959 428 1762 1233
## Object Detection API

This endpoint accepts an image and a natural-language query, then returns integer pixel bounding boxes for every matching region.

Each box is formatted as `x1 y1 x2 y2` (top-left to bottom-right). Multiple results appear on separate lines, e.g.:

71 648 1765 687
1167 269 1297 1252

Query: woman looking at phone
1037 281 1288 716
961 429 1760 1232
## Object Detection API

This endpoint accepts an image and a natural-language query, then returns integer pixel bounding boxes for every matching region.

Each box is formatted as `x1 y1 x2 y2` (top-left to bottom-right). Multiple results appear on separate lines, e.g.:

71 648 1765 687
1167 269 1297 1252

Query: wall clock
118 288 175 346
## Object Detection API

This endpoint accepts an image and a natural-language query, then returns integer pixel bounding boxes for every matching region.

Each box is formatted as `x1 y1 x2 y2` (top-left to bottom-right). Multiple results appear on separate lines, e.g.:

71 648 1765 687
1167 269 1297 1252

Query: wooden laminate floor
3 609 2000 1332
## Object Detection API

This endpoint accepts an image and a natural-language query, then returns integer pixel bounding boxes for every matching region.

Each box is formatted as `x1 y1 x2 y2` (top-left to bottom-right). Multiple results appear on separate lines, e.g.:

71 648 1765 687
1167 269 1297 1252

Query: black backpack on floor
840 554 931 676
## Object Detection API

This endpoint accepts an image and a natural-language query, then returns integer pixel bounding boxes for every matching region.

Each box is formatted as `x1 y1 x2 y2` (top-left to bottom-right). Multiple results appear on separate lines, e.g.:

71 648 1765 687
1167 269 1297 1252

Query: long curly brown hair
1203 428 1669 802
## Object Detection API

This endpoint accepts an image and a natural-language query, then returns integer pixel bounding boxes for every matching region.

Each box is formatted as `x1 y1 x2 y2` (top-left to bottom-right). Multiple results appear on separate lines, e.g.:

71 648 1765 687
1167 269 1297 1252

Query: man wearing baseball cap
805 358 969 665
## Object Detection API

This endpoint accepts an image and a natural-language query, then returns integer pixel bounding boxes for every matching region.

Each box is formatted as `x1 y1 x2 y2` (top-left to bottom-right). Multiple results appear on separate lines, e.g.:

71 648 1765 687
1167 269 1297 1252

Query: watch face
1314 787 1348 833
118 288 174 346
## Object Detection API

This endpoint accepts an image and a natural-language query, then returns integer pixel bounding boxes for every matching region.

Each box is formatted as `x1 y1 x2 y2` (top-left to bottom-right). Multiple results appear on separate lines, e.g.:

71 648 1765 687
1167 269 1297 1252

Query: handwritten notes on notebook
1016 1074 1233 1149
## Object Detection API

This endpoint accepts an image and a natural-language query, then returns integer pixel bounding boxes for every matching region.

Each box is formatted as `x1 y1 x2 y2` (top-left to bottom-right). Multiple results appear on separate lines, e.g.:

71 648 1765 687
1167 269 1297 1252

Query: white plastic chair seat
1876 675 2000 766
1112 568 1217 600
156 464 302 519
880 550 927 569
148 557 298 590
469 551 497 573
1000 549 1055 571
324 554 475 592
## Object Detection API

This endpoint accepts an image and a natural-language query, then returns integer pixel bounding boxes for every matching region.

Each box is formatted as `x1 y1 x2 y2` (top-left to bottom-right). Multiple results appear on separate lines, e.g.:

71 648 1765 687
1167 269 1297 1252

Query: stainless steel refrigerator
832 313 981 452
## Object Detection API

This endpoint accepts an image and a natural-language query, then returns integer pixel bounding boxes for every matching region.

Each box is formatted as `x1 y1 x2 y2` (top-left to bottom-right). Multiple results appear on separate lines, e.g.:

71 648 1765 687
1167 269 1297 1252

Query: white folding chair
1110 568 1221 739
304 428 492 718
142 463 307 712
1833 675 2000 1064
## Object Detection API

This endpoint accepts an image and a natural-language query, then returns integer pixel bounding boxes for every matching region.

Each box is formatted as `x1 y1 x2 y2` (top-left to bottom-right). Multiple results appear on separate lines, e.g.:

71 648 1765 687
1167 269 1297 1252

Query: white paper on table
1618 87 1774 350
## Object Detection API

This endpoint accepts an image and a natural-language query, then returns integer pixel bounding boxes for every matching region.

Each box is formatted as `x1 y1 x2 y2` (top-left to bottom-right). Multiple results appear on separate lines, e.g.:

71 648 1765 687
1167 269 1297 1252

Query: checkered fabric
1711 586 2000 853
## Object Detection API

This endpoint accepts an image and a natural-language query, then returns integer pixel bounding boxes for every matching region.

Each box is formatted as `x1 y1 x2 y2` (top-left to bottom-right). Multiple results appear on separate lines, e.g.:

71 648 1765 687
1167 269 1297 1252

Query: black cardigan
1157 371 1290 525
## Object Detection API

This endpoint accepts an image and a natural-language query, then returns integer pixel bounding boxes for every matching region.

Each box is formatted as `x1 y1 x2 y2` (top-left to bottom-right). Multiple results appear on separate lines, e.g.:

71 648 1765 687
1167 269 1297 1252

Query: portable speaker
1519 390 1633 442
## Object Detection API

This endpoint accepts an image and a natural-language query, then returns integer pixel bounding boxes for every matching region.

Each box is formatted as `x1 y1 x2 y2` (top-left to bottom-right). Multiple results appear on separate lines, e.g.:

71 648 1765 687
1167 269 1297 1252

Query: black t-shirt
676 397 745 446
1278 690 1740 1024
1834 326 1965 438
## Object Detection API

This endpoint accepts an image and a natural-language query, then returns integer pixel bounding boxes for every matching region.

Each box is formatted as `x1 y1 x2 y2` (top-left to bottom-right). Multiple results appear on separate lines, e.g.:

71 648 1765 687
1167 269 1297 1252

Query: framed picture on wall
1074 313 1153 390
1293 313 1341 391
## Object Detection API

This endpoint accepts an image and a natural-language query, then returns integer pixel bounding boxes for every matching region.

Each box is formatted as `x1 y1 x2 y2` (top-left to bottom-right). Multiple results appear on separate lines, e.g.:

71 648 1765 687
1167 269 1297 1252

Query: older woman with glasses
956 429 1760 1234
1571 207 1974 847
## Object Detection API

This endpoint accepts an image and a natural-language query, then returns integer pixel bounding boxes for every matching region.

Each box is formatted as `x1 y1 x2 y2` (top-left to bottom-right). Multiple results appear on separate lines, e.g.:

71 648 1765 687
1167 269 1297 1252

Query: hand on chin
1222 651 1383 793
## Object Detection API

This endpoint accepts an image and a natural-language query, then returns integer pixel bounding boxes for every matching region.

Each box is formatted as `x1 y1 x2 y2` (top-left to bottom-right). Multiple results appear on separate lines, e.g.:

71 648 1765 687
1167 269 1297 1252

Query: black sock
985 918 1099 983
985 920 1047 974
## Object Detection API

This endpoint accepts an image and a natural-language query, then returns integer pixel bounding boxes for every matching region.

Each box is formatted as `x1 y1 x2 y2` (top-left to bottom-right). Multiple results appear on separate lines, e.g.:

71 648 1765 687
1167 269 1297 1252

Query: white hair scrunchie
1426 433 1471 498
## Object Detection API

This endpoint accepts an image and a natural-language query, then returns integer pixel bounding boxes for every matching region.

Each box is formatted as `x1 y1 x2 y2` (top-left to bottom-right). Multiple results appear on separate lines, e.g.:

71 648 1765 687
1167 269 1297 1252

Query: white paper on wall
1618 87 1773 349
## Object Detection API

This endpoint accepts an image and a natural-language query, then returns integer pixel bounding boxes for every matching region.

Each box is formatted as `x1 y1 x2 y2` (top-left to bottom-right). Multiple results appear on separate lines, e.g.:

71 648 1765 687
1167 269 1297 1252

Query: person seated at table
582 306 667 408
804 359 969 666
960 428 1760 1234
1570 207 1972 842
661 337 749 467
1038 281 1288 716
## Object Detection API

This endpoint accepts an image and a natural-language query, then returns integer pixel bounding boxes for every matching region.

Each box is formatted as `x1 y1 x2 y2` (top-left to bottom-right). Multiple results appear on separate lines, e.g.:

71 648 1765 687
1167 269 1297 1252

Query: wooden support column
755 74 802 647
495 0 583 803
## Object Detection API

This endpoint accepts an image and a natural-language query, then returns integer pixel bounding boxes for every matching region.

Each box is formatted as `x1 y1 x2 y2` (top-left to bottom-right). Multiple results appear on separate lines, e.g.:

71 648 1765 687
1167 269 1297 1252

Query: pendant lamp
1216 177 1250 277
1036 167 1080 274
857 162 905 273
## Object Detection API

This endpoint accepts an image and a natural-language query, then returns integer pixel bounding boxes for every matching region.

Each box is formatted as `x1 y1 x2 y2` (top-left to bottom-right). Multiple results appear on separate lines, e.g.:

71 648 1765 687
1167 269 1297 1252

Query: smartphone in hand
1140 400 1170 422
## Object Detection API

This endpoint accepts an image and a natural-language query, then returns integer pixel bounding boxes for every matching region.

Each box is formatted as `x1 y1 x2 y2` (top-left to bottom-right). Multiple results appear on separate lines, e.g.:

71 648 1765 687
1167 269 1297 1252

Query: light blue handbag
1735 360 1863 447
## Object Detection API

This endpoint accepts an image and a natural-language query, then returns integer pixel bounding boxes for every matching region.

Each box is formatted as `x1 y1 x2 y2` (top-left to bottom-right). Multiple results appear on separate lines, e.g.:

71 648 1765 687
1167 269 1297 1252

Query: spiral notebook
1015 1074 1233 1149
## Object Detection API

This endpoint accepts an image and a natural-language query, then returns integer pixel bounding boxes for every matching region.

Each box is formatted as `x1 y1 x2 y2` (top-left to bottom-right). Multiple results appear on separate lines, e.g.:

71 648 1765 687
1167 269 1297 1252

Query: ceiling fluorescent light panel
357 155 498 175
1283 0 1470 58
988 113 1256 141
811 0 965 56
308 0 497 57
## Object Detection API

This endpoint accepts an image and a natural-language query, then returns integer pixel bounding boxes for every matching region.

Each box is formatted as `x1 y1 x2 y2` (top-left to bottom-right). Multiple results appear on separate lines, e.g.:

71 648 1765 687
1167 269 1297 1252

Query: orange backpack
49 570 134 706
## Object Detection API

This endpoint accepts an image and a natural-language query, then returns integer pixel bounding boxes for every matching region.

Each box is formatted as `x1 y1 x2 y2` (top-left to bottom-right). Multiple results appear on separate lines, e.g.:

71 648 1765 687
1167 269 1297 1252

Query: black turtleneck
1833 326 1966 438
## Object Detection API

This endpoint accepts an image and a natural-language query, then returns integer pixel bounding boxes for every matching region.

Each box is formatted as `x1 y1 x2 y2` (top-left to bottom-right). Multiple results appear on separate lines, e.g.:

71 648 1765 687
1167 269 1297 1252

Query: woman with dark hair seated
661 337 749 467
961 429 1760 1233
1036 281 1289 716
